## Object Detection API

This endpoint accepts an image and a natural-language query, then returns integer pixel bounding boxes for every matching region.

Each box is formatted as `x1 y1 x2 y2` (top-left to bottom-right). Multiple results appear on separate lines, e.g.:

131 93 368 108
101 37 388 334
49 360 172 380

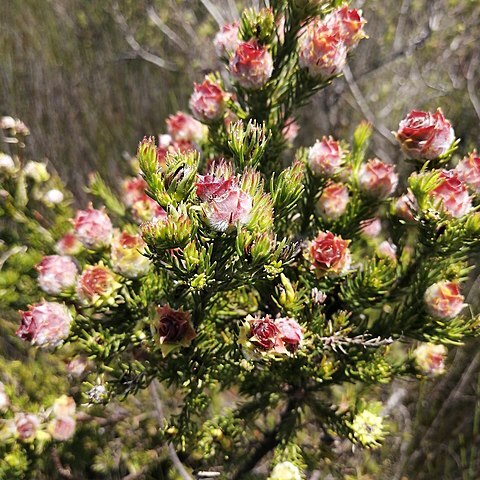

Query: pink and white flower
395 109 455 160
424 281 465 319
316 182 349 220
308 136 344 177
324 5 367 48
456 151 480 194
55 232 83 256
15 413 40 442
358 158 398 199
111 231 150 279
73 204 113 249
413 343 447 376
49 416 76 441
298 20 347 79
430 170 472 218
17 301 73 348
230 40 273 90
309 230 351 275
36 255 77 295
76 264 120 306
166 112 204 143
214 22 240 58
189 78 226 123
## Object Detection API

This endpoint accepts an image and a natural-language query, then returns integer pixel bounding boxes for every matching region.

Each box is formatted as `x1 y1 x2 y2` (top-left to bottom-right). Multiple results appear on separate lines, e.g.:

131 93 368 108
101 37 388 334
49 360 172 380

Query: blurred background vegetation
1 0 480 478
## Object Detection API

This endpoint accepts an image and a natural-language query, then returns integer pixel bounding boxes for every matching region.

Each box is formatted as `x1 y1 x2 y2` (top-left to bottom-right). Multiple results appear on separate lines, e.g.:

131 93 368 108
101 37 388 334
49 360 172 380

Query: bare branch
146 5 188 52
199 0 226 26
112 3 177 71
467 54 480 122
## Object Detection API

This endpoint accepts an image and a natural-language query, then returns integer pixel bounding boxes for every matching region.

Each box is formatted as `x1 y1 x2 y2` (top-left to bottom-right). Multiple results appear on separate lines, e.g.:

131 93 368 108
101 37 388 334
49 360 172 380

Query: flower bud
308 136 344 177
394 191 418 222
17 301 73 348
55 232 83 256
413 343 447 376
276 317 304 353
151 305 196 357
43 188 64 204
395 109 455 160
15 414 40 442
131 195 168 224
360 217 382 238
166 112 204 143
424 281 465 319
241 7 276 44
430 170 472 218
316 182 349 220
349 408 384 447
111 231 150 279
49 416 76 441
0 116 16 130
73 204 113 249
36 255 78 295
358 158 398 199
308 230 351 276
141 205 193 249
24 161 50 183
269 461 302 480
0 153 15 174
189 78 226 123
66 356 89 377
214 22 240 58
230 40 273 90
377 240 397 261
455 151 480 194
298 21 347 79
76 264 121 307
123 177 148 207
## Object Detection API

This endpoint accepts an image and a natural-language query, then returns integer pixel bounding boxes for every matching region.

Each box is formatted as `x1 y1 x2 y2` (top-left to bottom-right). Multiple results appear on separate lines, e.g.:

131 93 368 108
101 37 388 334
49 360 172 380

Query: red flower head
76 264 120 306
55 232 82 256
248 315 281 350
358 158 398 199
189 78 226 123
424 281 465 319
309 230 351 275
396 109 455 160
325 5 367 47
111 231 150 279
17 301 73 348
229 40 273 90
122 177 148 207
152 305 196 356
299 21 347 79
456 151 480 194
73 204 113 249
308 136 344 177
430 170 472 218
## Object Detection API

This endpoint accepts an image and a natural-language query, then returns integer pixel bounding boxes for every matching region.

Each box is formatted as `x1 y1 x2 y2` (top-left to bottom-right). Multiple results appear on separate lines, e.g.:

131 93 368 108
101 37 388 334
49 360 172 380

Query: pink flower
214 22 240 58
111 231 150 279
17 301 72 348
230 40 273 90
309 230 351 275
166 112 204 143
15 414 40 442
66 356 89 377
189 78 226 122
316 182 349 220
49 416 76 441
358 158 398 199
248 315 282 351
325 6 367 48
55 233 83 256
36 255 77 295
52 395 76 418
73 204 113 249
298 20 347 79
123 177 148 207
413 343 447 376
152 305 196 356
430 170 472 218
394 191 418 222
276 317 304 353
377 240 397 261
396 109 455 160
76 264 120 306
282 118 300 143
196 174 252 231
308 136 344 177
456 151 480 193
424 281 465 319
360 218 382 238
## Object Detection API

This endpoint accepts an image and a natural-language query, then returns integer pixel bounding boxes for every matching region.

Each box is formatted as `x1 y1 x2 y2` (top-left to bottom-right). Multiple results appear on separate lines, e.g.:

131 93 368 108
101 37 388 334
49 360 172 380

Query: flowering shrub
10 1 480 479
